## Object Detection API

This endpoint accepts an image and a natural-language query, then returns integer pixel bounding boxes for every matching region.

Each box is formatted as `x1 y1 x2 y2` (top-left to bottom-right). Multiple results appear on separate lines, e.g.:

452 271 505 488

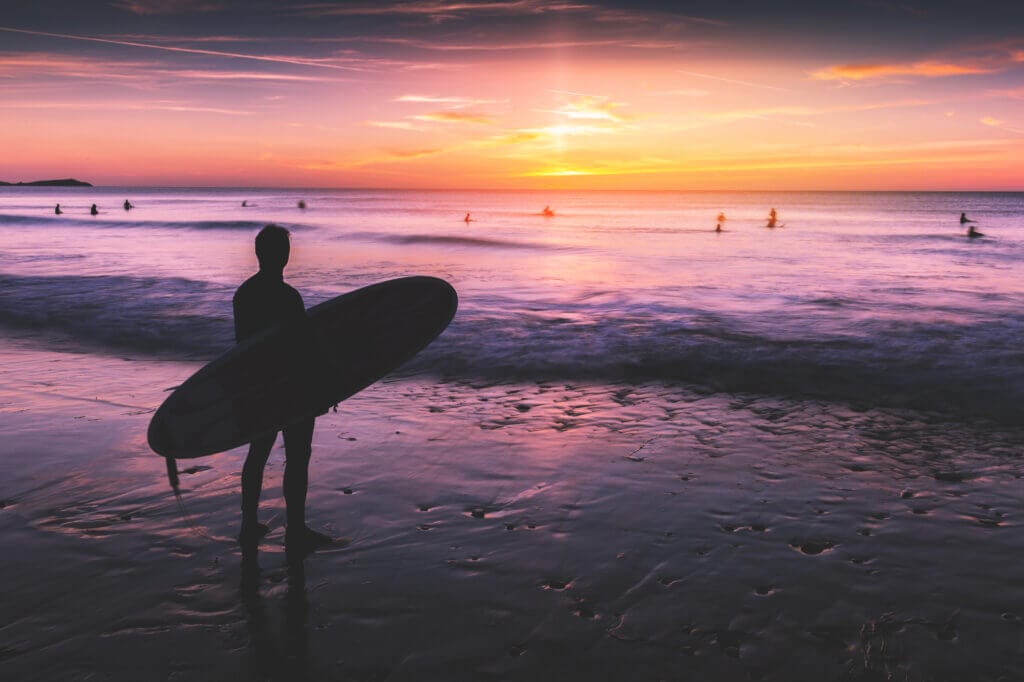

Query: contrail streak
0 25 366 72
678 69 788 91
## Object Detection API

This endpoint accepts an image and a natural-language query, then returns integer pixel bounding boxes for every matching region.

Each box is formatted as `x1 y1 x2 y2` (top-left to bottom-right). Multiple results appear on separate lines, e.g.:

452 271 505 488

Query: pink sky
1 2 1023 189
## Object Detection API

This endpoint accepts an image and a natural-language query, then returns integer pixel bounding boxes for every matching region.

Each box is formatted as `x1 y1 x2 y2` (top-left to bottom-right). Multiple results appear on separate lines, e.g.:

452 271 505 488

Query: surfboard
148 276 457 459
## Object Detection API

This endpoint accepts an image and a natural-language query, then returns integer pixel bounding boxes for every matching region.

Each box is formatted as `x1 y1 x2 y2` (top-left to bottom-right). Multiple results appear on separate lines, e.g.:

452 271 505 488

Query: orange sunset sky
1 1 1023 189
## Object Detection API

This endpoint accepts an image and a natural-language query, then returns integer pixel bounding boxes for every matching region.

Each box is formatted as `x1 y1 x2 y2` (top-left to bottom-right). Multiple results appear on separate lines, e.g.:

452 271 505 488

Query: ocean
1 187 1023 680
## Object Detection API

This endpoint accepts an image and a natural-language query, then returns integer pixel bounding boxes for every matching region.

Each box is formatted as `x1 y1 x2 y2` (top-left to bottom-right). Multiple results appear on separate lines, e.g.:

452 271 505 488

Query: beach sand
2 340 1023 681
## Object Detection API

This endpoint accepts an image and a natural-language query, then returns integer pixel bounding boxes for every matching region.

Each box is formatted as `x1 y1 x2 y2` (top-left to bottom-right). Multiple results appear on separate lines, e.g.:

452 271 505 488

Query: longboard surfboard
148 276 457 459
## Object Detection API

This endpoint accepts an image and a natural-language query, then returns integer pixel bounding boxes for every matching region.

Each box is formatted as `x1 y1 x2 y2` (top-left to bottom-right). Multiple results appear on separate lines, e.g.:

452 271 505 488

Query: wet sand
2 341 1023 681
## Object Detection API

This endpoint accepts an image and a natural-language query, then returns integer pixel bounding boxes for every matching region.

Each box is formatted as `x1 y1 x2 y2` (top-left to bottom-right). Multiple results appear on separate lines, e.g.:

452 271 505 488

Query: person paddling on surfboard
234 225 332 551
960 212 974 225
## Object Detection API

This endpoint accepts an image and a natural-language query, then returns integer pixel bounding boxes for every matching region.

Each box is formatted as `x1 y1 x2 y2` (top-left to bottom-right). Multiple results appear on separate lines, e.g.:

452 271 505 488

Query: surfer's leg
283 417 315 531
241 433 275 533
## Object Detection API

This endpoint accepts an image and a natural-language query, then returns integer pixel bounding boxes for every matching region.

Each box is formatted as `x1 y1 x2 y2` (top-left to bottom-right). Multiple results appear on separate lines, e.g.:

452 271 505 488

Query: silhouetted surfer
234 225 331 552
960 212 974 225
767 208 778 228
542 205 555 217
90 204 98 215
242 200 248 207
464 212 472 223
54 203 62 215
297 200 306 210
123 199 133 211
967 224 984 238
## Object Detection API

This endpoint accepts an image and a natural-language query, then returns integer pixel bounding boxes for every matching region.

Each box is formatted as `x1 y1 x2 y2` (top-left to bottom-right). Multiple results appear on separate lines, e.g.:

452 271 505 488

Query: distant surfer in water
90 204 98 215
54 203 62 215
767 208 778 228
298 200 307 210
960 212 974 225
241 200 247 207
464 212 472 223
542 205 555 217
716 211 726 232
123 199 133 211
967 224 984 238
234 225 331 552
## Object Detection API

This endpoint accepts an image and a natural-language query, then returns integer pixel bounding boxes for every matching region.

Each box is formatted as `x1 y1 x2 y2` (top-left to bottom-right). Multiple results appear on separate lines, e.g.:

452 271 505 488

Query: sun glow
0 5 1022 189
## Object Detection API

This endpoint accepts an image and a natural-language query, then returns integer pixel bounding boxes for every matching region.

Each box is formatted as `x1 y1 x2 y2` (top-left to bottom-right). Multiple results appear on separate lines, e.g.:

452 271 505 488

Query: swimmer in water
298 200 307 210
90 204 98 215
55 203 62 215
464 213 472 223
542 205 555 217
123 199 133 211
242 200 248 207
767 208 777 228
960 212 974 224
967 224 984 238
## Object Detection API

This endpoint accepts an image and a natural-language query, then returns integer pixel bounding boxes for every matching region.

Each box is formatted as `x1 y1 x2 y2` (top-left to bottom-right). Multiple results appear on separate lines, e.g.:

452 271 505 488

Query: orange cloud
412 111 495 124
811 60 995 81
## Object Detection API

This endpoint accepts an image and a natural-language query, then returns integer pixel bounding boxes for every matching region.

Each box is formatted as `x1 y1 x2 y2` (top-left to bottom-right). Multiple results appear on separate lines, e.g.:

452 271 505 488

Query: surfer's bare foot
285 526 333 554
238 521 270 545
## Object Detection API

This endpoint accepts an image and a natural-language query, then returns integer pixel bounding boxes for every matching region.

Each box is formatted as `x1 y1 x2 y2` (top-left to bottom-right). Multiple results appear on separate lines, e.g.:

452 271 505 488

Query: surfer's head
255 224 290 272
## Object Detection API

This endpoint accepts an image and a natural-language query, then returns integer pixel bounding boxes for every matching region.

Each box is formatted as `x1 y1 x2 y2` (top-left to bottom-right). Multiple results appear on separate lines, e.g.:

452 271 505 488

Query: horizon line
5 185 1023 193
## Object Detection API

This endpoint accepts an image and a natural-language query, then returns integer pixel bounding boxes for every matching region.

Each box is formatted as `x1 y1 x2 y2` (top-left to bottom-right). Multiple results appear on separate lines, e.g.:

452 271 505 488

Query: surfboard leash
164 456 222 543
166 456 180 492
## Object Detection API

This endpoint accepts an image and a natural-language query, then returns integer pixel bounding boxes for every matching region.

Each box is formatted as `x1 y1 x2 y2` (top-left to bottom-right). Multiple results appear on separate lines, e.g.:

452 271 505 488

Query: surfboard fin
166 456 180 493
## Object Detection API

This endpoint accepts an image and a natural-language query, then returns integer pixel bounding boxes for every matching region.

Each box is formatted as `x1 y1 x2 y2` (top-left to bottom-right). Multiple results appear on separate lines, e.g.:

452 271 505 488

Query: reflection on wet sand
241 543 309 681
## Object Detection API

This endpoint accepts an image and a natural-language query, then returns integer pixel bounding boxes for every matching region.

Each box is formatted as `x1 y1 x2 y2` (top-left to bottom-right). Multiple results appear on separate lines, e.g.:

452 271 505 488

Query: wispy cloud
112 0 224 14
541 95 626 123
412 110 495 124
1 99 253 115
298 1 592 18
396 94 504 107
365 120 424 130
369 36 680 51
980 116 1024 135
645 88 710 97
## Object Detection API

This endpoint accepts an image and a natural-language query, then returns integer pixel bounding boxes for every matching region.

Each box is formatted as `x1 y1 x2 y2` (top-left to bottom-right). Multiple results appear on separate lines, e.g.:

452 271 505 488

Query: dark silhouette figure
542 205 555 217
767 208 778 228
90 204 98 216
960 212 974 225
54 203 62 215
297 200 306 210
464 212 472 223
234 224 330 552
123 199 133 211
968 224 984 238
242 200 248 207
715 223 722 233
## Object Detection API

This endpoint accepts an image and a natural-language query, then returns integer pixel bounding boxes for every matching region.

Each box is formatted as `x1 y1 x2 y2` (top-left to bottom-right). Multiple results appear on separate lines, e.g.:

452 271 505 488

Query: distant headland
0 178 92 187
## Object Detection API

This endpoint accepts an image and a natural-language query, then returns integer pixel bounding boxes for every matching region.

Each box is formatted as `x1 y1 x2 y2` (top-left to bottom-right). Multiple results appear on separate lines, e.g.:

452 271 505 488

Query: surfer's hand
316 403 339 416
